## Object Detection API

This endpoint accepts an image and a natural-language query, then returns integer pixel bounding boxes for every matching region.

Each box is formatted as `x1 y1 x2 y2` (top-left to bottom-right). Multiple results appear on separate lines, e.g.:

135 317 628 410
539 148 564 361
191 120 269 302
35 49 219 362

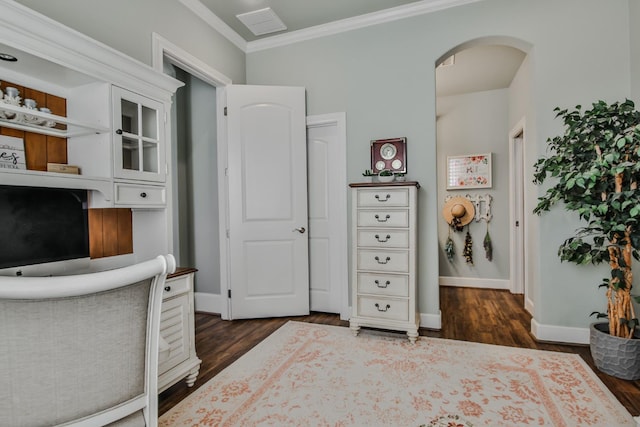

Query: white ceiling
190 0 526 96
436 45 526 97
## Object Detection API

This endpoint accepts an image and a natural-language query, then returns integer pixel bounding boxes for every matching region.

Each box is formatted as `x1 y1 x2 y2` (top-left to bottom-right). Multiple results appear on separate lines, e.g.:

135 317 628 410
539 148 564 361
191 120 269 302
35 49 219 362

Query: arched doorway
434 37 532 313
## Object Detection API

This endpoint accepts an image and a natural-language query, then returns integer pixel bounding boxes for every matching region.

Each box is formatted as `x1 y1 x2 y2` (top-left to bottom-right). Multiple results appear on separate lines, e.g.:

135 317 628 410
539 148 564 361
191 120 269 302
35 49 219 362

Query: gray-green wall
436 89 510 281
15 0 639 332
245 0 636 328
15 0 246 83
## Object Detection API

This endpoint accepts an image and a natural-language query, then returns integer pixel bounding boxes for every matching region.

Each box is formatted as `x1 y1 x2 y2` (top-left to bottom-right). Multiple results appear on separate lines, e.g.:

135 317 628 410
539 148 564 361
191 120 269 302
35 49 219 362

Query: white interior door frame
509 117 532 311
152 33 232 319
306 113 349 320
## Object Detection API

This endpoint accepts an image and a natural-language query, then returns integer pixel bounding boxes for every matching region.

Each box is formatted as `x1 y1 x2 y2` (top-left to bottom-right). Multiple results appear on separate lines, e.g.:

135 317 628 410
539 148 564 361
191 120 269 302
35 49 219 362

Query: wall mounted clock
370 137 407 173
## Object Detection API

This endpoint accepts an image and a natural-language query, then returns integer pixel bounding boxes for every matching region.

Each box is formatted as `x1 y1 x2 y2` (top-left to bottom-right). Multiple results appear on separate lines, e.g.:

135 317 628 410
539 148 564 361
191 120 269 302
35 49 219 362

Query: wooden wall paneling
88 209 104 259
24 132 47 171
0 127 24 138
45 93 67 132
102 209 119 257
117 208 134 254
23 87 46 108
45 94 67 164
0 82 69 169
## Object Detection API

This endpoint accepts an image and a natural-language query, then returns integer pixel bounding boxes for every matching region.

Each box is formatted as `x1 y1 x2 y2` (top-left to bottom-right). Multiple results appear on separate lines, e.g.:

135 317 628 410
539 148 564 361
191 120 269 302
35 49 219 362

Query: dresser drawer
357 249 409 273
163 273 192 300
114 182 166 207
356 295 409 322
357 210 408 228
357 273 408 297
357 188 408 207
357 229 409 248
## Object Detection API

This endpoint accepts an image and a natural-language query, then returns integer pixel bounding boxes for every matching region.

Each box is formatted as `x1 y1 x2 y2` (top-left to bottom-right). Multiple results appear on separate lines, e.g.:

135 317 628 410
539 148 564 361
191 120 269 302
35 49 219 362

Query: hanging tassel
483 223 493 261
463 228 473 265
445 226 455 263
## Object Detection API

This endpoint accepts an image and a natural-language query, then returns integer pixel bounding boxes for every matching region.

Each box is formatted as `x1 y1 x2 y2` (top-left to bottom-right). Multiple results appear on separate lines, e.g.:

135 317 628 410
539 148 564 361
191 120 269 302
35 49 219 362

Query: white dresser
349 182 420 342
158 268 201 392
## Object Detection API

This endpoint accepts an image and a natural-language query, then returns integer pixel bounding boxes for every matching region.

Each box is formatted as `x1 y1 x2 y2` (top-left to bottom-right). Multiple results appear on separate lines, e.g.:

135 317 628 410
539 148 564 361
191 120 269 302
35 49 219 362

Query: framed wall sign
0 135 26 170
446 153 492 189
371 137 406 173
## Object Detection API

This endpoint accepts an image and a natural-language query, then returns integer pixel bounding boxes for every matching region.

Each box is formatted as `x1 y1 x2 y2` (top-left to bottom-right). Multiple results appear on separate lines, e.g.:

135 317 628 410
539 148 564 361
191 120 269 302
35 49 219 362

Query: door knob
293 227 306 234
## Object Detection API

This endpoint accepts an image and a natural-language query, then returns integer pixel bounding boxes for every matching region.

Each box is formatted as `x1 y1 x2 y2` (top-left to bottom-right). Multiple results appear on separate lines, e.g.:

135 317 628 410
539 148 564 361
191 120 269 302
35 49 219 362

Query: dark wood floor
158 287 640 417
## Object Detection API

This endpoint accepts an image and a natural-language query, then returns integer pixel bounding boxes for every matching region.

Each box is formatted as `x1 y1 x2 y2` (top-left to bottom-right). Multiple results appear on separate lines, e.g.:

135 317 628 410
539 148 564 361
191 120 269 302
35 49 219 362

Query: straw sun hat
442 196 475 230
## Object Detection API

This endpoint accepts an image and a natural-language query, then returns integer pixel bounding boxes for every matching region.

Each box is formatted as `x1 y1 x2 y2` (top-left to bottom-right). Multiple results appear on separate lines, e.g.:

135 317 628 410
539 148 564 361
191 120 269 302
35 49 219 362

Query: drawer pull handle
375 234 391 242
375 256 391 264
374 214 391 222
375 303 391 312
164 286 171 292
375 194 391 202
375 280 391 288
140 192 147 198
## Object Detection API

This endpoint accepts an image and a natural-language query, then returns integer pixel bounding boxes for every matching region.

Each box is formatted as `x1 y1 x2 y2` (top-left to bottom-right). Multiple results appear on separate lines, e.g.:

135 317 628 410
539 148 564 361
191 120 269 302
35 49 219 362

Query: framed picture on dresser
371 137 406 174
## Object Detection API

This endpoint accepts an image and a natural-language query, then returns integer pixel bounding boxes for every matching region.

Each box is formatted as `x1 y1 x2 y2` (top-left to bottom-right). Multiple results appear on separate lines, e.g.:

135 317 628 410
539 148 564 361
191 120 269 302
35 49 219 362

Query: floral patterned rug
160 321 636 426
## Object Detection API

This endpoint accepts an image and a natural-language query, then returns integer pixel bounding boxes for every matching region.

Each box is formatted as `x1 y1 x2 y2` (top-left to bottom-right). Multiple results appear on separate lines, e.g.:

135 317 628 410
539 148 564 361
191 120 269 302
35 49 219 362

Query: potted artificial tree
533 99 640 380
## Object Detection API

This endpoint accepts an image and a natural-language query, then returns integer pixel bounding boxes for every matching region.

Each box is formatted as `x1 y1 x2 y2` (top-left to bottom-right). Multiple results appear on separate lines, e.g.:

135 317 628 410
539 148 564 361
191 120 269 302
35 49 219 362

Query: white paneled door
226 85 309 319
307 114 348 315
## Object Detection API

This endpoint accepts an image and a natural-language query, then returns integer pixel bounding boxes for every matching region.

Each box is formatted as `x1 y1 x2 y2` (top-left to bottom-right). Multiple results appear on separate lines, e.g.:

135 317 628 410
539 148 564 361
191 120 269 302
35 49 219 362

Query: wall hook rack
466 194 492 223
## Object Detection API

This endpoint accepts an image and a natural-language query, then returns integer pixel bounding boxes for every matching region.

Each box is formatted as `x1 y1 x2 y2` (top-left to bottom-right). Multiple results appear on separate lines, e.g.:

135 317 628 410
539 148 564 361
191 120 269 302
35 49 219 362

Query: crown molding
178 0 247 52
247 0 483 53
180 0 483 54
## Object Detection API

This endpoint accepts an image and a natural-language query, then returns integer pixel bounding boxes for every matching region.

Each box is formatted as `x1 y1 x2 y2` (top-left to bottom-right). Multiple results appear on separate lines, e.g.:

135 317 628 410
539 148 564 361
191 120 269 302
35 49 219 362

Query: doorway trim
306 113 349 320
509 117 532 312
152 33 232 319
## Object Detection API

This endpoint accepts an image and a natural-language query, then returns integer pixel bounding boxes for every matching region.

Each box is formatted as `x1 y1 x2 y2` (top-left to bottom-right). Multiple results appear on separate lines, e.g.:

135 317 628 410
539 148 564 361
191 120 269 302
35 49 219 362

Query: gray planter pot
589 322 640 380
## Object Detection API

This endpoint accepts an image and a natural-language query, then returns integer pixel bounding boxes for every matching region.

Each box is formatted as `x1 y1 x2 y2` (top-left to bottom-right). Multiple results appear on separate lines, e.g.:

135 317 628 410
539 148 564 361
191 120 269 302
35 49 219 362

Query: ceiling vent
236 7 287 36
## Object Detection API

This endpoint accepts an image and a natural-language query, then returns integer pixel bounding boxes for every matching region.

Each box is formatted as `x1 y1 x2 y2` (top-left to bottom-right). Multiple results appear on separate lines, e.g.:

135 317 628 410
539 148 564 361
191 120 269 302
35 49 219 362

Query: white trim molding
194 292 225 315
178 0 247 52
247 0 483 52
151 33 232 86
306 112 349 321
178 0 484 53
420 311 442 330
531 318 590 345
439 276 511 290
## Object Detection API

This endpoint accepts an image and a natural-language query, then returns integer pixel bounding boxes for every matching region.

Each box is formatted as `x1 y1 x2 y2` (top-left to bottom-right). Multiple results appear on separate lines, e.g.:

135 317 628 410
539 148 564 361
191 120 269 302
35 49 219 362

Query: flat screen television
0 185 90 275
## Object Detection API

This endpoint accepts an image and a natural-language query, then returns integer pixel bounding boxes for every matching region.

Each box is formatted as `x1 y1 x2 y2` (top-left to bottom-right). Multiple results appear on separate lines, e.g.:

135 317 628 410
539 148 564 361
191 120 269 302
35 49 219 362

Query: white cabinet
349 182 420 342
114 182 166 208
112 86 166 184
158 268 201 393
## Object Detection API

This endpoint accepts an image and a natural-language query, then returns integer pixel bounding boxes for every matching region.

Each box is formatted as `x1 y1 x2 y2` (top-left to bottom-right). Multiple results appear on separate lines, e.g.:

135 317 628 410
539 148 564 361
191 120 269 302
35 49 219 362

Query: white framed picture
446 153 492 190
0 135 26 170
0 135 27 169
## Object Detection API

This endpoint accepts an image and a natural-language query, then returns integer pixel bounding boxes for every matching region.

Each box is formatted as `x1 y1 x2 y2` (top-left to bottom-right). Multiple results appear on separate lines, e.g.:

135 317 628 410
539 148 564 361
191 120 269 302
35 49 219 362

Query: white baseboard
194 292 223 314
531 318 590 345
198 298 441 331
439 276 510 290
420 311 442 330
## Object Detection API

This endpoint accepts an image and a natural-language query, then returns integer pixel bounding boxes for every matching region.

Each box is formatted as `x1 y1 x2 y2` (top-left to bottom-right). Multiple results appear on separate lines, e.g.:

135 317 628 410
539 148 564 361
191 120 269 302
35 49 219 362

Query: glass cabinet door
113 86 165 182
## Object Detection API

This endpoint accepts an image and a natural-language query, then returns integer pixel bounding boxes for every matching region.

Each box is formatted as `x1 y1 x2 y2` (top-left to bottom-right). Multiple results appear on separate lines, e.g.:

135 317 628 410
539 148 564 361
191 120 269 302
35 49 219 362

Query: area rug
159 321 636 426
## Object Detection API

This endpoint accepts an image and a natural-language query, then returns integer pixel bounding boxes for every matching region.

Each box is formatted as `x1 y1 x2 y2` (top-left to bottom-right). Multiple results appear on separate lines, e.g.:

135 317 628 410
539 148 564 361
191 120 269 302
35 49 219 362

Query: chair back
0 254 176 427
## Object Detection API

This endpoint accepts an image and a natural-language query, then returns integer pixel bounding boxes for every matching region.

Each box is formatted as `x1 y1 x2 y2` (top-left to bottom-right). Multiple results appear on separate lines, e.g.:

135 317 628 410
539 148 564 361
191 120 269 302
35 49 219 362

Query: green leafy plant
533 99 640 339
394 172 405 177
379 169 393 177
362 169 376 177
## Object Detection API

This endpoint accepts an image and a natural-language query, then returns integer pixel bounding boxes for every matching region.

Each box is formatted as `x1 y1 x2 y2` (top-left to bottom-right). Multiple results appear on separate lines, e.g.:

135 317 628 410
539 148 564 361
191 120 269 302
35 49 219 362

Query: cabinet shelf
0 168 113 201
0 102 109 138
